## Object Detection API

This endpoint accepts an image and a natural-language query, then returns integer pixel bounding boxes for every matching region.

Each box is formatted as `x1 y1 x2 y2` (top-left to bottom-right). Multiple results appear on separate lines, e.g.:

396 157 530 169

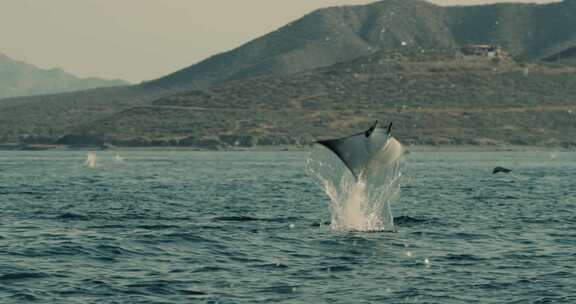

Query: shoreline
0 143 574 153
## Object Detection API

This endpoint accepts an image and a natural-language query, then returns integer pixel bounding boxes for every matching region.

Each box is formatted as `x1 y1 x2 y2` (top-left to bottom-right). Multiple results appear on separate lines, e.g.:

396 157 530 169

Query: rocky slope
74 50 576 148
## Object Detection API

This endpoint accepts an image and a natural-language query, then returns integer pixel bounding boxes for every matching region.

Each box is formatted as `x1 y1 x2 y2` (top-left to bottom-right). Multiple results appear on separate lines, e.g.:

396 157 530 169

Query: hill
144 0 576 91
73 49 576 148
0 53 129 99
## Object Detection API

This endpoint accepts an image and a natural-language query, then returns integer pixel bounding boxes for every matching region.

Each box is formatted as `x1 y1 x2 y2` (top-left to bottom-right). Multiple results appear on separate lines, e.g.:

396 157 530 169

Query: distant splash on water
85 152 98 168
114 153 124 163
306 138 404 232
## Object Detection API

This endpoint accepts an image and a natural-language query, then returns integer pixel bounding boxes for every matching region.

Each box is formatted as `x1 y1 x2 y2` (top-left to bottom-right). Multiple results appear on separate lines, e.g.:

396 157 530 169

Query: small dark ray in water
15 191 42 195
493 166 512 174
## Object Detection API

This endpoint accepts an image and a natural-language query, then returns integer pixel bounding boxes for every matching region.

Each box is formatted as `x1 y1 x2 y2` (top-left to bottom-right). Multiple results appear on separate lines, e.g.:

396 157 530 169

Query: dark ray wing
317 121 392 179
492 166 512 174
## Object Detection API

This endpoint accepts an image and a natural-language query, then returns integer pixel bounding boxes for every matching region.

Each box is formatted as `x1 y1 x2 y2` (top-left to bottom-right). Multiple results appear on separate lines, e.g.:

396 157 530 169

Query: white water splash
85 152 98 168
306 138 404 232
114 153 124 163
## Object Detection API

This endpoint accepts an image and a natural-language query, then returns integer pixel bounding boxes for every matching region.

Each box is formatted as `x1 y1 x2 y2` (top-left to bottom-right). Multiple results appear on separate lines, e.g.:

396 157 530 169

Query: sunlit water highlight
306 138 404 232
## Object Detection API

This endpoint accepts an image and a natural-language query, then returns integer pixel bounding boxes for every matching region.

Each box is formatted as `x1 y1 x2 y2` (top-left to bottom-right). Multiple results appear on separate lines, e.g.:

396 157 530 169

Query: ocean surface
1 150 575 303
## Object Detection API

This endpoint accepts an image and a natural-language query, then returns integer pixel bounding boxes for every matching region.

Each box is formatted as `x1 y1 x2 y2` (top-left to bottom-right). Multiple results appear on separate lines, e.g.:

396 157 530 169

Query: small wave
471 195 520 201
258 285 300 294
135 224 181 230
442 253 485 261
322 265 353 272
86 224 128 229
9 293 40 302
0 272 49 281
212 216 300 223
124 280 206 296
57 212 91 221
74 176 101 184
191 266 227 273
95 244 140 256
178 290 208 296
532 296 575 304
310 218 427 230
160 232 214 244
471 280 523 290
393 216 428 226
125 283 176 296
213 216 260 222
449 232 489 240
253 263 290 270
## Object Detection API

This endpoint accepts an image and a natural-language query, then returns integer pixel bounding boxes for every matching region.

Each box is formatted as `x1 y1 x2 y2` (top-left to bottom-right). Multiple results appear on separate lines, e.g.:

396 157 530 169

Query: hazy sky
0 0 558 82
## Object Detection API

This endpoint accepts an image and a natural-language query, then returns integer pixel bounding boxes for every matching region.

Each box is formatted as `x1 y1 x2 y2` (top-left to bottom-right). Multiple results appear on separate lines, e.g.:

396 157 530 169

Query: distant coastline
1 143 573 153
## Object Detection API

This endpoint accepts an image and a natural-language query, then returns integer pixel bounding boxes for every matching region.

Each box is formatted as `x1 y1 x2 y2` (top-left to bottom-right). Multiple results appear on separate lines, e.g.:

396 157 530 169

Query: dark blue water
1 150 575 303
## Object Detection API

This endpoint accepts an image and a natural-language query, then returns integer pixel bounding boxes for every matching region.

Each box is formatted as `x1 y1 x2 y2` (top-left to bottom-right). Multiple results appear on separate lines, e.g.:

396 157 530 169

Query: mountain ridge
0 53 129 99
142 0 576 91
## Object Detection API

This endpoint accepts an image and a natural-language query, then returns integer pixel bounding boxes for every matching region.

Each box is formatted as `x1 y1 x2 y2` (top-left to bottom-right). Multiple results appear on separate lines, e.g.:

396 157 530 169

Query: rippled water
1 150 575 303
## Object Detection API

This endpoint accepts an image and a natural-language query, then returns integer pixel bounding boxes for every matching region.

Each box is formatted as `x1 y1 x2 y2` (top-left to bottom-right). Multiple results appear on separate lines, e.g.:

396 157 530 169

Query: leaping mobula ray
317 121 404 180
